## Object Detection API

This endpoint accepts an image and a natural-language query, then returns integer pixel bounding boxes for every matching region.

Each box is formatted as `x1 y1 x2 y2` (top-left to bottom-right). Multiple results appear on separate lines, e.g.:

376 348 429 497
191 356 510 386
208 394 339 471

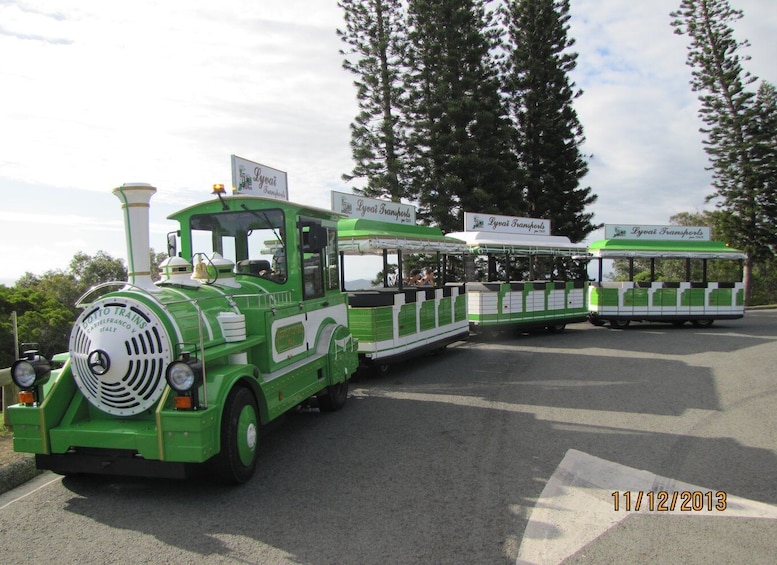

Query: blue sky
0 0 775 285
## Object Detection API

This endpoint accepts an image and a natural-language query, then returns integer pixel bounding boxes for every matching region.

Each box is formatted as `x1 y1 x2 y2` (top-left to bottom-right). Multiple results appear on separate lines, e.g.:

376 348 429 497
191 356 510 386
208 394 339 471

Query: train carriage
7 182 358 483
587 224 746 328
448 213 590 334
337 217 470 372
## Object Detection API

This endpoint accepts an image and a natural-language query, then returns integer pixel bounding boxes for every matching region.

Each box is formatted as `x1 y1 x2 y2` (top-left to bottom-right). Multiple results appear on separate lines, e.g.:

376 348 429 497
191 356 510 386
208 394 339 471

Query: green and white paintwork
587 238 746 326
465 280 588 329
338 218 470 365
448 230 590 332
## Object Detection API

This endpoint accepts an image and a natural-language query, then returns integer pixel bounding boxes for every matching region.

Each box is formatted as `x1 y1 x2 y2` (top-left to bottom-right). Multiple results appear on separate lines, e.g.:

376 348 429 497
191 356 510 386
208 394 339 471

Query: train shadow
472 309 777 356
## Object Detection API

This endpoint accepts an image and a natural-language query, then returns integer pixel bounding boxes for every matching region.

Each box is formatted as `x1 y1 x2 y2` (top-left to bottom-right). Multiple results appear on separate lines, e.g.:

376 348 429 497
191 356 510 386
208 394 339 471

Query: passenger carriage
448 212 590 334
333 192 470 372
587 224 746 328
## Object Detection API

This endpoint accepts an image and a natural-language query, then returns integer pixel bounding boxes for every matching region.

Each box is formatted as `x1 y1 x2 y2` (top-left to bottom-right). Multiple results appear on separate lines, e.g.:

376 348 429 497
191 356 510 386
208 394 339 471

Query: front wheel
610 319 630 329
546 323 566 334
692 319 714 328
212 386 259 484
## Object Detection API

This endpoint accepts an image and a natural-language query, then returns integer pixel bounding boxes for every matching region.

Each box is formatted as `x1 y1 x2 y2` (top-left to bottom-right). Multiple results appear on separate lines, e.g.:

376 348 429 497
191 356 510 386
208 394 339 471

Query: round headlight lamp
11 360 38 389
11 354 51 390
166 360 201 393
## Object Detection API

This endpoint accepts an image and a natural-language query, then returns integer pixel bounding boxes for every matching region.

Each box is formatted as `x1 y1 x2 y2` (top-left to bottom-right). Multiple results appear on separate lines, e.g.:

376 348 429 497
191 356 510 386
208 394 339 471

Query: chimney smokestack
112 183 158 292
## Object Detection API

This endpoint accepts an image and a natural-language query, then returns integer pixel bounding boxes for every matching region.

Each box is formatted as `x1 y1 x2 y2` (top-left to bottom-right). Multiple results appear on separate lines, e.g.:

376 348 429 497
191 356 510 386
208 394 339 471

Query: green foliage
0 285 74 366
671 1 777 304
150 249 167 282
337 0 598 241
611 257 741 285
337 0 410 201
501 0 598 243
1 250 131 366
750 257 777 306
404 0 520 233
69 250 127 288
475 254 588 283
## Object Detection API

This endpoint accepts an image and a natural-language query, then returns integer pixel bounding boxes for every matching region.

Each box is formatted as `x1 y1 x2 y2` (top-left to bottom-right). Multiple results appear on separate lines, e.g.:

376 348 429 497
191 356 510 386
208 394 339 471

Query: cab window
299 218 331 299
190 209 287 283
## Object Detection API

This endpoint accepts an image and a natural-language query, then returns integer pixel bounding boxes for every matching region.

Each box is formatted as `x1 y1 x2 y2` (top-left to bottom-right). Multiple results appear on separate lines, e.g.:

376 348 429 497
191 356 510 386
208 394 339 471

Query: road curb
0 455 43 495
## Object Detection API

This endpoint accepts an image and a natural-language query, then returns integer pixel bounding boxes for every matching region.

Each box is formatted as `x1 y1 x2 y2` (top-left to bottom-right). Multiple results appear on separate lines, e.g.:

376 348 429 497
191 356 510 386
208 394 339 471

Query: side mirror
167 231 179 257
300 222 328 253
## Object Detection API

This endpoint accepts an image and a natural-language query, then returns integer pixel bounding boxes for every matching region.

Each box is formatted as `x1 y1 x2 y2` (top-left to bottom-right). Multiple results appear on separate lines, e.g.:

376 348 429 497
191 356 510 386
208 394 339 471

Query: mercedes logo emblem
87 349 111 376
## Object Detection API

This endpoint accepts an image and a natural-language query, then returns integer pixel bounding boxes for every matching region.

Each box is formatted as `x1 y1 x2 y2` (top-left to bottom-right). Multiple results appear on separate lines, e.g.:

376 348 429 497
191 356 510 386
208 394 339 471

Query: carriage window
325 227 339 290
190 209 287 283
303 254 324 299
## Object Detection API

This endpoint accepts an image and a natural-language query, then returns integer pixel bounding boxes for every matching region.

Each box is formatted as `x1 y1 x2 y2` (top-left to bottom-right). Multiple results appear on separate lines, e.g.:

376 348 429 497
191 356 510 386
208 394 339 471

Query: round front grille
70 298 174 416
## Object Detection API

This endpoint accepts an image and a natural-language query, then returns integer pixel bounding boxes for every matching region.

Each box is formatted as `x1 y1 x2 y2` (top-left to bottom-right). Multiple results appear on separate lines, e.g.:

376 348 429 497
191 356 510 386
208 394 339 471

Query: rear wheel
610 319 630 329
692 319 714 328
317 379 349 412
546 323 566 334
213 386 259 484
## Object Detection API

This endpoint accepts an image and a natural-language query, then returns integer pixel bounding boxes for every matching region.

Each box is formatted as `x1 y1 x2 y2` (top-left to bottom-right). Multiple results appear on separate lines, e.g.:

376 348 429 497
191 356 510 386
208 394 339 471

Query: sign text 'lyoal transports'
231 155 288 201
605 224 710 241
332 191 415 224
464 212 550 235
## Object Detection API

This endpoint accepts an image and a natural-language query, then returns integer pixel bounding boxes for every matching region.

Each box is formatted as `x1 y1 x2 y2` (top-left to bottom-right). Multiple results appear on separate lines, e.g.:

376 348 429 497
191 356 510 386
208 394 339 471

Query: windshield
190 208 287 283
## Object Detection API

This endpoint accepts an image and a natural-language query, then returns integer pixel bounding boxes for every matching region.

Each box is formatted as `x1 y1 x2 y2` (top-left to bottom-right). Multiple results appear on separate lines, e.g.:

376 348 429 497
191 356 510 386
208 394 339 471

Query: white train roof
446 231 589 256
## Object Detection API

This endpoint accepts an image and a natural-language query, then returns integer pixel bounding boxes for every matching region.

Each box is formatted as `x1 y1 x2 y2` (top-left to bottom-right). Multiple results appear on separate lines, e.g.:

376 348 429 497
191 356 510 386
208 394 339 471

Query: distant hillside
344 279 374 290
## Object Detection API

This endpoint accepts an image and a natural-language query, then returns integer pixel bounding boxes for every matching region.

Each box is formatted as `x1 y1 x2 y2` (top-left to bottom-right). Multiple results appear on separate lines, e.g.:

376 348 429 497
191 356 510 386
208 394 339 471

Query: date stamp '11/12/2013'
612 490 727 512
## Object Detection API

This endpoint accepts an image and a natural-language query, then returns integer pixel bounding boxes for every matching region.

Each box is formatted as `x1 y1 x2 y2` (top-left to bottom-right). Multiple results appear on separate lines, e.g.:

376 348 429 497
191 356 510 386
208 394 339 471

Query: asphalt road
1 311 776 564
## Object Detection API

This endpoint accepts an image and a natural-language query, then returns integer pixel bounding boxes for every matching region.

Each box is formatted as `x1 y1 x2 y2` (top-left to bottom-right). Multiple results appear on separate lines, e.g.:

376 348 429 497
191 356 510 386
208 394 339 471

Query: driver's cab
167 196 341 303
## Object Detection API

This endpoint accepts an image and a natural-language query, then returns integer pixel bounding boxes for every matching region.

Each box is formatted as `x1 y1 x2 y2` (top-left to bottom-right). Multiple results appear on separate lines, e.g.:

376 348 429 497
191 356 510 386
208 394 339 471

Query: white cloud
567 0 775 231
0 0 774 283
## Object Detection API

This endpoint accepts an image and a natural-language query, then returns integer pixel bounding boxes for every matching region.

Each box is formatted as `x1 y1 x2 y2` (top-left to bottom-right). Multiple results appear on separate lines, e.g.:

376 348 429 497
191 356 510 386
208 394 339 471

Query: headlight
12 361 37 388
166 360 202 392
11 356 51 390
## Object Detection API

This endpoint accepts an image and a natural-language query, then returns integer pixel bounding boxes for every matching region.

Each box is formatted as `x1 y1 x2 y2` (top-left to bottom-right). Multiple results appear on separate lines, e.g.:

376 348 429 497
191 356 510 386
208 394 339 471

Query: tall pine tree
745 83 777 257
671 0 777 304
404 0 520 232
502 0 597 243
338 0 410 201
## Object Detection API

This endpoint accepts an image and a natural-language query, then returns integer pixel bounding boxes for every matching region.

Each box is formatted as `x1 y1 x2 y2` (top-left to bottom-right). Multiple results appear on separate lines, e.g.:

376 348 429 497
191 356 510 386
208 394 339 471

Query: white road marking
516 449 777 565
0 471 62 511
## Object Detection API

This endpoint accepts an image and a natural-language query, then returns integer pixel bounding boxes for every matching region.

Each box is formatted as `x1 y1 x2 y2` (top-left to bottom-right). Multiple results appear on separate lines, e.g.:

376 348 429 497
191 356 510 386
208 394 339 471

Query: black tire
692 319 714 328
610 319 630 329
370 363 390 377
317 379 349 412
546 323 566 334
213 386 259 485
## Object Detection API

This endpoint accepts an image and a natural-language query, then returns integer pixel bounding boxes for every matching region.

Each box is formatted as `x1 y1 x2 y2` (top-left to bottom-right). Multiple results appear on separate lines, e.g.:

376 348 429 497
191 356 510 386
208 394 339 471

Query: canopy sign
331 191 415 224
464 212 550 235
231 155 288 201
604 224 710 241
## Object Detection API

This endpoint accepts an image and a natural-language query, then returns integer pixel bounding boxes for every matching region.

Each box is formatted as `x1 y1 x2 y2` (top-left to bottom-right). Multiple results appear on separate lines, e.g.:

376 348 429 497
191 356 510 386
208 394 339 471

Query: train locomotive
8 183 358 483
